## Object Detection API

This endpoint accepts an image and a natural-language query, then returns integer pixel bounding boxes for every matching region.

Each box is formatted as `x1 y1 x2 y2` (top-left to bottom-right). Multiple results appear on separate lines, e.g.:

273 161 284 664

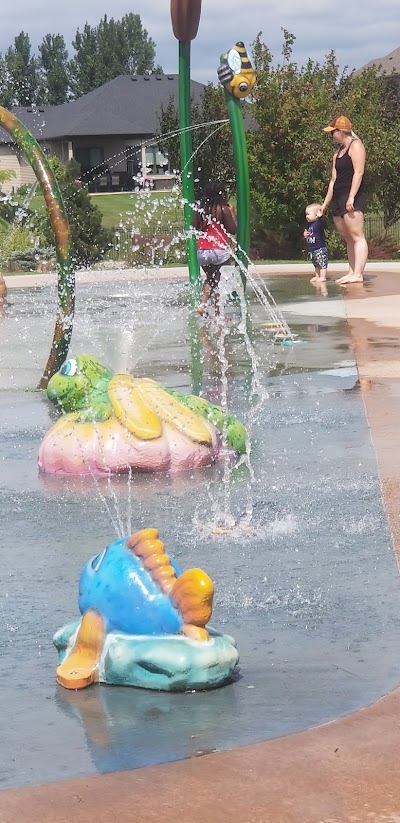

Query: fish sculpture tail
127 529 214 640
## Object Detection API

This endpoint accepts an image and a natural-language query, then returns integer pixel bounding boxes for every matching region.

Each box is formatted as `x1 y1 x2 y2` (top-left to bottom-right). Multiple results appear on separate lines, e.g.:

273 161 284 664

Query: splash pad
2 272 400 788
1 0 399 795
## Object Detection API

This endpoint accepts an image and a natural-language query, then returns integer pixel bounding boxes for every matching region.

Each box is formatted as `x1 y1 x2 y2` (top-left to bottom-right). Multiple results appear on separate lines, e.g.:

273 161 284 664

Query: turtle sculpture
38 354 247 475
54 527 239 691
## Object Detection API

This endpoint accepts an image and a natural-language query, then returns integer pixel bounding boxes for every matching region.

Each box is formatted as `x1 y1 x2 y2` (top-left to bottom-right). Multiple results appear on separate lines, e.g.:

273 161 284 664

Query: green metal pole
224 91 249 288
178 39 200 291
0 107 74 388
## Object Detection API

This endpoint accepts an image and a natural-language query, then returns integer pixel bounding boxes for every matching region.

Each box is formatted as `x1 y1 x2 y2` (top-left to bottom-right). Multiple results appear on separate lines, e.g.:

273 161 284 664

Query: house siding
0 146 22 193
19 154 37 188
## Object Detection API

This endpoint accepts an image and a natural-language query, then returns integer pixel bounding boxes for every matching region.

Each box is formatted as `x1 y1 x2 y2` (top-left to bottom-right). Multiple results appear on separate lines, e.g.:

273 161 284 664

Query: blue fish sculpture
54 528 239 691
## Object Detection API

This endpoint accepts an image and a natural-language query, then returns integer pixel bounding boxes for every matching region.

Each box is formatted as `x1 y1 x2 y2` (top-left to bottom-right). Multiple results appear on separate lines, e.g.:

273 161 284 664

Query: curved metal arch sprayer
0 107 74 388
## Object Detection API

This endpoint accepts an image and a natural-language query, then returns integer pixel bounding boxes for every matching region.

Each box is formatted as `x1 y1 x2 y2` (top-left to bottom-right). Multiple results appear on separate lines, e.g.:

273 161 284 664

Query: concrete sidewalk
4 260 399 289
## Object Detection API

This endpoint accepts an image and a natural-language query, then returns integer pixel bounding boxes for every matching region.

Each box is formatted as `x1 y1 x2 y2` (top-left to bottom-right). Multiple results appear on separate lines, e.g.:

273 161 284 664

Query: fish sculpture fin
126 531 215 639
171 569 214 641
126 529 177 593
182 624 210 642
56 609 105 689
108 374 163 440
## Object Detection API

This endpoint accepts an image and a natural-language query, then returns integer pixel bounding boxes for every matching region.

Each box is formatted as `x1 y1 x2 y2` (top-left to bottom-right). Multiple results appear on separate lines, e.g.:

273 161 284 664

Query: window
75 147 105 178
145 145 169 175
126 145 141 178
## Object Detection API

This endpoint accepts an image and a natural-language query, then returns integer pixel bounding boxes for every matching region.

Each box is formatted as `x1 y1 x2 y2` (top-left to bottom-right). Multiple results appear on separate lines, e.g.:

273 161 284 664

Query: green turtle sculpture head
47 355 113 415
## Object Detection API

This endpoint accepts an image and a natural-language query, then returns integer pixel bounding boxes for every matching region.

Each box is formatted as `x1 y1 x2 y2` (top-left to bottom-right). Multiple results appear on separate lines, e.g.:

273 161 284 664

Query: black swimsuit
331 140 366 218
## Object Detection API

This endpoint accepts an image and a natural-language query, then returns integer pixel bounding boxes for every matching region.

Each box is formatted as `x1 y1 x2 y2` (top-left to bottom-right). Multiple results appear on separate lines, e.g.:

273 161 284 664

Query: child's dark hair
200 181 228 209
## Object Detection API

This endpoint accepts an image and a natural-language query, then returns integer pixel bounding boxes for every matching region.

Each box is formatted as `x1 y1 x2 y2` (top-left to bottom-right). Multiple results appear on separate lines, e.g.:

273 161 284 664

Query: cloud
1 0 399 84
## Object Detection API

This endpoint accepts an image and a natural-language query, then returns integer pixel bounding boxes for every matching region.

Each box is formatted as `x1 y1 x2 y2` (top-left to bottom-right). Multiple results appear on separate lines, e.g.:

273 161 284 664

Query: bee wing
227 48 242 74
108 374 163 439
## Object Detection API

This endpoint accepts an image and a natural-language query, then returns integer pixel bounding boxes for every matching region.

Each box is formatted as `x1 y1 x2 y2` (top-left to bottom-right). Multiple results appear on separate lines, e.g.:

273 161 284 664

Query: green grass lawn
93 191 184 232
31 190 185 233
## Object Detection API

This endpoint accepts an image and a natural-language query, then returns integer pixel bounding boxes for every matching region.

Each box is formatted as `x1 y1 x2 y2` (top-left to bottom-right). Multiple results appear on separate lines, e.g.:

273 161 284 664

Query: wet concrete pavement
2 262 400 822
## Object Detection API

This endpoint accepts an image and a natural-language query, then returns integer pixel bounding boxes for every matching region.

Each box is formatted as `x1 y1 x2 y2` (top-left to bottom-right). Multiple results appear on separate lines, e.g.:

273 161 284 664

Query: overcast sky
1 0 399 83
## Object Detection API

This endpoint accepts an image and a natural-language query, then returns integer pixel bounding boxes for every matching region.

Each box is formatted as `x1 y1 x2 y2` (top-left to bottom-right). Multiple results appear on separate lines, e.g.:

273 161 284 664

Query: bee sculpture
217 41 256 99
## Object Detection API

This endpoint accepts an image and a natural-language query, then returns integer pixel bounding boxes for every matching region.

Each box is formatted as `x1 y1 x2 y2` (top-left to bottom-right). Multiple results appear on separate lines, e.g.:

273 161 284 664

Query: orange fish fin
182 624 209 642
171 568 214 628
56 610 105 690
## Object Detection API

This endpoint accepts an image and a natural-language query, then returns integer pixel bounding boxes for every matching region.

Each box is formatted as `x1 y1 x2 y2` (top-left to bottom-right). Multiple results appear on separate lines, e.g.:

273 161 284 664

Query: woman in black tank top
321 115 368 285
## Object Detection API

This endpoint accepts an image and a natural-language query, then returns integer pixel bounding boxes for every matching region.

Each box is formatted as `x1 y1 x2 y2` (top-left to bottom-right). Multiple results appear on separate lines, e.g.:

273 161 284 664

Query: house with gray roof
0 73 205 193
355 46 400 98
357 46 400 76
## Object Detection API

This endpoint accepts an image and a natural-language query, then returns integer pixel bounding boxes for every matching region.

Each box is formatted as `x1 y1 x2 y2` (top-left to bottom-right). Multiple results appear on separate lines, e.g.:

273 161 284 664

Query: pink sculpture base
38 414 220 475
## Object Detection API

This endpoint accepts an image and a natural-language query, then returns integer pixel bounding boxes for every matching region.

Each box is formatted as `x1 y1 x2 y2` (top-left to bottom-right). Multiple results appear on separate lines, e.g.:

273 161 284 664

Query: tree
158 83 235 199
69 13 160 98
5 31 39 105
248 30 342 254
38 34 69 104
339 67 400 229
35 158 112 266
246 30 400 254
0 54 13 108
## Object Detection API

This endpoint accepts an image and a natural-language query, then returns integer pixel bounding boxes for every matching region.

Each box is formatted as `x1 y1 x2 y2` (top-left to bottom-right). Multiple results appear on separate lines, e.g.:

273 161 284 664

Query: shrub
7 245 56 271
0 225 35 268
34 158 113 267
367 233 400 260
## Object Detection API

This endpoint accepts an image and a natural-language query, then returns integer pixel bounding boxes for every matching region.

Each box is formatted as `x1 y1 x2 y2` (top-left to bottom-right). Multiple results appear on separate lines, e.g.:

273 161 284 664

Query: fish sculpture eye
91 548 108 572
60 358 78 377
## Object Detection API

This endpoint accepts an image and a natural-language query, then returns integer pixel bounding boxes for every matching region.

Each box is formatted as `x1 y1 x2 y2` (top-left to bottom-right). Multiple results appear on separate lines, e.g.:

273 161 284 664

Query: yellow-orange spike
143 553 173 571
135 539 166 559
160 580 176 595
127 529 177 592
127 528 159 548
152 566 177 584
171 568 214 627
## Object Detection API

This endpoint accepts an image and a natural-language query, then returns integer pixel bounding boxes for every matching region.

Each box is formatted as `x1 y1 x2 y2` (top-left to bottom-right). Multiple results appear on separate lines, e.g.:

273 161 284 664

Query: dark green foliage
0 14 160 105
158 84 235 199
4 31 39 105
69 13 160 98
34 158 113 266
0 54 14 108
38 34 69 105
8 245 56 270
248 30 400 255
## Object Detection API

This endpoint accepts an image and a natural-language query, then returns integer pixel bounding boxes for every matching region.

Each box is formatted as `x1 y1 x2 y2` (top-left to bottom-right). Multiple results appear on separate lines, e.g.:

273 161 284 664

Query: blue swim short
310 246 328 270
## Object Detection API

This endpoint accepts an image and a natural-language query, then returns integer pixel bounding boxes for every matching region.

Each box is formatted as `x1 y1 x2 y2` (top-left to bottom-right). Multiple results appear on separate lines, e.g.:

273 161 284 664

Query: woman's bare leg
337 212 368 284
333 216 354 283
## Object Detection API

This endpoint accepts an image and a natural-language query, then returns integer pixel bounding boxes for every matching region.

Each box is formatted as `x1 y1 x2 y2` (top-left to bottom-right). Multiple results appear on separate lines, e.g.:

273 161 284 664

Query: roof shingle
0 74 205 143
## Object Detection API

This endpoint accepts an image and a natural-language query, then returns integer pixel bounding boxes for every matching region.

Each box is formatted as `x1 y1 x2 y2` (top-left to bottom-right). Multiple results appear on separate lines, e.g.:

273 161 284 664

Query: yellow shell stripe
138 379 213 445
108 374 163 440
